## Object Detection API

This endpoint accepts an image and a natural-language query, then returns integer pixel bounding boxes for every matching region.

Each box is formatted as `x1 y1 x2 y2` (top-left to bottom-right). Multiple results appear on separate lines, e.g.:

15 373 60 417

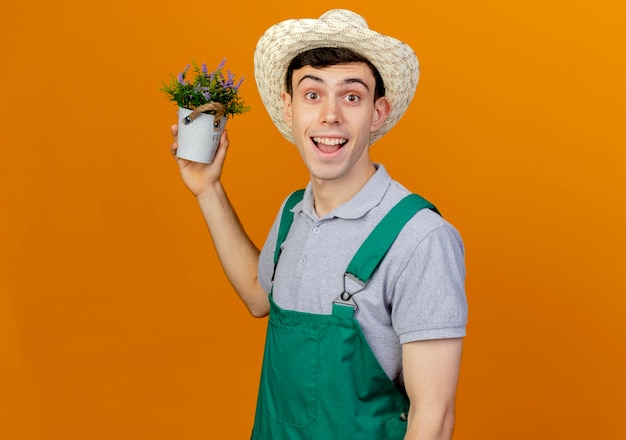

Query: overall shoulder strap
346 194 440 285
273 189 305 266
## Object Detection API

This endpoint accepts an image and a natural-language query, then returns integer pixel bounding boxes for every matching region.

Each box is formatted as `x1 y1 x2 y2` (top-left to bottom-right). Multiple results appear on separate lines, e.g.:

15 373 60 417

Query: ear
282 92 293 127
371 96 392 132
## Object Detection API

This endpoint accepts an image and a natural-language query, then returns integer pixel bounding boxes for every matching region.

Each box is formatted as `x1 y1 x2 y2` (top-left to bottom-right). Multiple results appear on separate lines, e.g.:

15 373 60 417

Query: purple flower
163 58 248 116
178 64 190 84
225 70 235 88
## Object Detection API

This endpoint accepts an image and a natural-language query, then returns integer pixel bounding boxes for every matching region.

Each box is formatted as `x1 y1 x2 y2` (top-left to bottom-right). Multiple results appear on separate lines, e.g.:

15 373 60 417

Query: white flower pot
176 107 227 164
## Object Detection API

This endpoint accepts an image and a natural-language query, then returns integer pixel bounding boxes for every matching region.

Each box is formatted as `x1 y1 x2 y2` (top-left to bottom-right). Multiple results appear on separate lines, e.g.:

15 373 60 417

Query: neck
311 162 376 217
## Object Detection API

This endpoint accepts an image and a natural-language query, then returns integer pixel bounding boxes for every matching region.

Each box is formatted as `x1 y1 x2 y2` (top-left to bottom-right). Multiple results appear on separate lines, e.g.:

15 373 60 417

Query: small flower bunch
161 59 250 117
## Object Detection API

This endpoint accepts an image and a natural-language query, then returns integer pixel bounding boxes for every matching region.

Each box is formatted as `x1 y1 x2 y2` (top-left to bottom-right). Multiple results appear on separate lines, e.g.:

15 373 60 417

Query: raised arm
402 338 463 440
170 124 270 317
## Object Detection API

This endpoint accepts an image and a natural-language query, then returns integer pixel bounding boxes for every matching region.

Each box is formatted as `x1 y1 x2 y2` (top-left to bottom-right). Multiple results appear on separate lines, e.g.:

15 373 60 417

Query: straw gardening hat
254 9 420 145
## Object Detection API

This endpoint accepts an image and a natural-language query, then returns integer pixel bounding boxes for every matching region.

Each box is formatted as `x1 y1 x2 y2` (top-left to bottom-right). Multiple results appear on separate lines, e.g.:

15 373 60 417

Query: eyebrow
297 74 370 91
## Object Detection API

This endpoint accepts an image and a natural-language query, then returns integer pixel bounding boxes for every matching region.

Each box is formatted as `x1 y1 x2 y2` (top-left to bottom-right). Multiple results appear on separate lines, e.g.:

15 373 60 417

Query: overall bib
251 191 439 440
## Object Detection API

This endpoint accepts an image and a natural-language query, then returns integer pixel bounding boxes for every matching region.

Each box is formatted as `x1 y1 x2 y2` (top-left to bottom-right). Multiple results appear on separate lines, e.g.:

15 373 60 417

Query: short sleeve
391 224 468 343
257 198 288 293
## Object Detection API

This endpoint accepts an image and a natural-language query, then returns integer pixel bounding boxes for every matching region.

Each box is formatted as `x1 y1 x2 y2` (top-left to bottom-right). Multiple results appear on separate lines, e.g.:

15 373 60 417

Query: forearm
404 405 455 440
196 181 269 317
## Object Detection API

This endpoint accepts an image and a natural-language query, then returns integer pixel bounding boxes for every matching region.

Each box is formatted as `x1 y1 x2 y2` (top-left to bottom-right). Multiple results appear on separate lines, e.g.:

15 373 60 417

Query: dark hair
285 47 386 101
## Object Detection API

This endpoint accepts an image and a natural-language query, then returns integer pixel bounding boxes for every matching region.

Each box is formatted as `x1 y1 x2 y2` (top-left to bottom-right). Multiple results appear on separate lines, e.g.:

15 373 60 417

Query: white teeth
313 137 347 146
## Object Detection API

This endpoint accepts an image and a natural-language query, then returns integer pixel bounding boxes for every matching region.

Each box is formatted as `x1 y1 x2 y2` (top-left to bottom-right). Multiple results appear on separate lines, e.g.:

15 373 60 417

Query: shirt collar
294 164 391 220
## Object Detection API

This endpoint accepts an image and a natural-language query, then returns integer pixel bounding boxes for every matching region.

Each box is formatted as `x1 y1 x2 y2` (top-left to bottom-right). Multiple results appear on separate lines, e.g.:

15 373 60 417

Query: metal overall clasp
333 272 367 311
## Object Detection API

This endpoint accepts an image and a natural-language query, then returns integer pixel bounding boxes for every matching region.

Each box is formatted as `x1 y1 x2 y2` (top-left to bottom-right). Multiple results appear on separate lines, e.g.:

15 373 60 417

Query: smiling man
170 9 467 440
283 59 389 214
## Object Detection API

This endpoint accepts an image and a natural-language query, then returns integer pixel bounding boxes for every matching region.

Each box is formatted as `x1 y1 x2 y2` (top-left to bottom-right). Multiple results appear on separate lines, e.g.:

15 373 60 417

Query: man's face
281 62 391 187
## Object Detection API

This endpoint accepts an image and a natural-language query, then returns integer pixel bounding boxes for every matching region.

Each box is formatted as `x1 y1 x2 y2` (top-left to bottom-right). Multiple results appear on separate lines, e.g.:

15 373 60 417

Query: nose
321 98 341 125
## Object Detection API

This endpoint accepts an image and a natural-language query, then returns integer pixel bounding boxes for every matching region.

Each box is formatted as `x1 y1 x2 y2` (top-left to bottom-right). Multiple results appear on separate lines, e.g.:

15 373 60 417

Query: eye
305 91 319 101
345 94 361 103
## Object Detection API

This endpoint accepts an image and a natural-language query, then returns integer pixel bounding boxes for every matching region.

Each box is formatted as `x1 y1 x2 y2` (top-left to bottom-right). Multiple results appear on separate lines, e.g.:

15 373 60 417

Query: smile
312 137 348 155
312 137 348 148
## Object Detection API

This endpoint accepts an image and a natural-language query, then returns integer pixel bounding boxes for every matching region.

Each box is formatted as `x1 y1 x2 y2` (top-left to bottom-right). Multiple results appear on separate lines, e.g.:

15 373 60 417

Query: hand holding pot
170 123 230 198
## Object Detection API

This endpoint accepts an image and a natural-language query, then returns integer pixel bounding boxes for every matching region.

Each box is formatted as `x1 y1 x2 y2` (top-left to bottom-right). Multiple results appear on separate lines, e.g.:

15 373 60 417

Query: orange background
2 1 625 438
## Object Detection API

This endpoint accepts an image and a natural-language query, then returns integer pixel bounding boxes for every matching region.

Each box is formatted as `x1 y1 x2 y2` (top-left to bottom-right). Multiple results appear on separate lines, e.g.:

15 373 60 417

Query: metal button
399 412 408 422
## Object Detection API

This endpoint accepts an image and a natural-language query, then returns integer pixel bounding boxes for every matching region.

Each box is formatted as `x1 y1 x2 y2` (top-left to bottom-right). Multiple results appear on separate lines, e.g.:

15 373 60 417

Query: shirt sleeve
257 199 287 294
391 223 468 343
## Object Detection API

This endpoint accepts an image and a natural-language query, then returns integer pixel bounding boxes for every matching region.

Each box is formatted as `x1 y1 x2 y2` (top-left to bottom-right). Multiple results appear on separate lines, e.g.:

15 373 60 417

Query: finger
170 124 178 157
213 129 230 162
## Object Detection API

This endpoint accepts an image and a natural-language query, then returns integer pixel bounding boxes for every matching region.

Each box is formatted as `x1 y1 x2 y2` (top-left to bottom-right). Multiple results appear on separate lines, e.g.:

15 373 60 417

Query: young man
170 9 467 440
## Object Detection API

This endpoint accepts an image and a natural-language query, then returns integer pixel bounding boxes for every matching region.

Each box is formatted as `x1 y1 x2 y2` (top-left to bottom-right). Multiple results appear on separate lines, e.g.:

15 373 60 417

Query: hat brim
254 9 419 145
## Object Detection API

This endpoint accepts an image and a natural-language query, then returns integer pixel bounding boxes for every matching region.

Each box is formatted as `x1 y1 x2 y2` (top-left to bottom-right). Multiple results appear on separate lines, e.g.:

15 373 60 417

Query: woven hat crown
254 9 419 144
